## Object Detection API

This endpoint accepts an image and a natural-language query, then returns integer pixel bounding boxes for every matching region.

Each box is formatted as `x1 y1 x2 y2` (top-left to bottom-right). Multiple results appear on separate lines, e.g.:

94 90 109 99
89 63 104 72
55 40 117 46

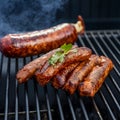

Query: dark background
0 0 120 37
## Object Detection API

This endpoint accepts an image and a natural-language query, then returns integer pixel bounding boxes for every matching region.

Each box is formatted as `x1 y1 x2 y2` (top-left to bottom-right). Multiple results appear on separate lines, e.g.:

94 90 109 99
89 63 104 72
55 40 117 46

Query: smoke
0 0 68 37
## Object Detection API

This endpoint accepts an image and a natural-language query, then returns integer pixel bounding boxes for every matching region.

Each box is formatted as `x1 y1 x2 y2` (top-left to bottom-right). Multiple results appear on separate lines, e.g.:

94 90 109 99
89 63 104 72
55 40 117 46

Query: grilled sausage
78 56 114 97
63 55 100 94
0 16 84 57
52 62 79 89
16 45 77 83
35 47 92 86
16 48 60 83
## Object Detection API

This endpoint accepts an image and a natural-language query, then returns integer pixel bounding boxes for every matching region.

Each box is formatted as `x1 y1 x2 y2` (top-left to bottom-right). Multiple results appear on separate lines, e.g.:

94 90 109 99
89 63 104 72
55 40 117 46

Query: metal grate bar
44 86 52 120
111 31 120 45
5 76 9 120
67 96 76 120
95 33 120 77
83 33 98 54
24 58 30 120
117 30 120 43
25 84 30 120
99 91 116 120
4 59 10 120
55 91 65 120
90 32 120 77
109 76 120 93
78 35 86 47
115 31 120 45
79 99 89 120
34 81 41 120
15 59 18 120
92 98 103 120
104 82 120 111
0 54 3 75
15 90 19 120
30 55 41 120
98 32 120 65
0 110 53 116
15 83 18 119
104 32 119 54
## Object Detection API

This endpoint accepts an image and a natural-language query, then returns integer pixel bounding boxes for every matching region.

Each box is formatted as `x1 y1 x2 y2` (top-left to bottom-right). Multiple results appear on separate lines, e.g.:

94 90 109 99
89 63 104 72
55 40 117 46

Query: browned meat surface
16 45 78 83
78 56 114 97
16 48 61 83
35 47 92 86
63 55 100 94
52 62 79 89
0 16 84 58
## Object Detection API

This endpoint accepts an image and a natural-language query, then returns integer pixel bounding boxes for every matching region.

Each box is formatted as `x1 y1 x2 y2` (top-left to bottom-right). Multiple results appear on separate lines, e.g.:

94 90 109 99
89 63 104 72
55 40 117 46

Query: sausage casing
63 55 100 94
52 62 79 89
0 16 84 57
78 56 114 97
16 47 60 83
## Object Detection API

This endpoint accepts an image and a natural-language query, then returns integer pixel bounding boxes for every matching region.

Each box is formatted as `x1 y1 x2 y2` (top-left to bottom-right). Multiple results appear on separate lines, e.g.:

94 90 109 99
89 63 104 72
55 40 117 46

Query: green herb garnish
49 43 76 65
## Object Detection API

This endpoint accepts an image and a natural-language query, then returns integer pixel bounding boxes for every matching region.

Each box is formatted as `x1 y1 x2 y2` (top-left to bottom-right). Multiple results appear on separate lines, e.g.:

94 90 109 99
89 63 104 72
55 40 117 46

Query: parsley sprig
49 43 76 65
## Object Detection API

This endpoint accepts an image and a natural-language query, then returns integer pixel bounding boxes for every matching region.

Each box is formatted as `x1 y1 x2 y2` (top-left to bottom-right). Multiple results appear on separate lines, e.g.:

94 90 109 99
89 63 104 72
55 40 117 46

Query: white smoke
0 0 68 37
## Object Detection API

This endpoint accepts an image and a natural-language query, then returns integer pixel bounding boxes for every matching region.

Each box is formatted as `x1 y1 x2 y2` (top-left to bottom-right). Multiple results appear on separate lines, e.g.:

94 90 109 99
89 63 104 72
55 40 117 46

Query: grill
0 30 120 120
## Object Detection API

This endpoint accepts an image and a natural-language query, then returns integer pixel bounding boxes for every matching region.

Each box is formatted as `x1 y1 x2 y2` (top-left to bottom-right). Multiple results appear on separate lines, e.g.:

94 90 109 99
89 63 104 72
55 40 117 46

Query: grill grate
0 30 120 120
